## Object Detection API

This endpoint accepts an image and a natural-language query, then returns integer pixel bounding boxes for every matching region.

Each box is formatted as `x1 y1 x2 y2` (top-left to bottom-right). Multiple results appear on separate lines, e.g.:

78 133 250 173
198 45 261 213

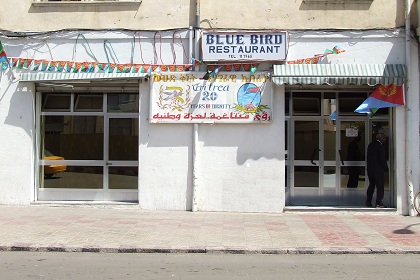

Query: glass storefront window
338 92 368 116
42 93 71 112
294 166 319 188
323 92 336 116
109 118 139 161
41 166 103 189
42 115 104 160
109 167 138 189
340 166 366 189
74 94 103 112
39 92 139 199
292 92 321 116
107 94 139 113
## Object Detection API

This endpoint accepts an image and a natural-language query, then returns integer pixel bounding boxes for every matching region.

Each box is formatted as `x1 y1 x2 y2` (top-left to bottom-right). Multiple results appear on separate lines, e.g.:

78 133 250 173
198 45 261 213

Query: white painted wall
195 86 284 212
0 70 35 204
139 81 194 210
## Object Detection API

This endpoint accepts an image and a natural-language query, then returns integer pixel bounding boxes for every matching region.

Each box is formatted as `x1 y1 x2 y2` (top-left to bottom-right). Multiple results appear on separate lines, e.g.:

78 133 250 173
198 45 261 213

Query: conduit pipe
405 0 415 215
191 0 201 212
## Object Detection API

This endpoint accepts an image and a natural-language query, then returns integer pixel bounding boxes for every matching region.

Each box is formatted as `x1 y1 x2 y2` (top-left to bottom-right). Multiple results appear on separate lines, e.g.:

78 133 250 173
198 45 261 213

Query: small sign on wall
346 128 358 137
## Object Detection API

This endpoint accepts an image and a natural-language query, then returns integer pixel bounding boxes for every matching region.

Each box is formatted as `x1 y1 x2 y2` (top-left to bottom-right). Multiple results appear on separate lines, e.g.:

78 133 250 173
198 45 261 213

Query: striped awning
19 71 149 82
272 64 405 86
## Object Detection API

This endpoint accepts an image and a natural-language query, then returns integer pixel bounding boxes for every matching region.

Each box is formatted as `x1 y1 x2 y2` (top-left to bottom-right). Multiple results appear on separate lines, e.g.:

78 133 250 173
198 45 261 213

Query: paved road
1 252 420 280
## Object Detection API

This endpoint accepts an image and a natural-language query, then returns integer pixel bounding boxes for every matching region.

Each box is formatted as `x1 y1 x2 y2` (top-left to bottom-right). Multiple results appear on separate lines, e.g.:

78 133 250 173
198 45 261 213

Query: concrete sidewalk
0 205 419 254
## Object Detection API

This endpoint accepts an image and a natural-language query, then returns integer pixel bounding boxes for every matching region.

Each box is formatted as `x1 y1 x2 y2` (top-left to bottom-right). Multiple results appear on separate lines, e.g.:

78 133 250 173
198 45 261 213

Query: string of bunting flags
0 38 345 75
1 57 265 75
1 57 194 74
287 46 345 64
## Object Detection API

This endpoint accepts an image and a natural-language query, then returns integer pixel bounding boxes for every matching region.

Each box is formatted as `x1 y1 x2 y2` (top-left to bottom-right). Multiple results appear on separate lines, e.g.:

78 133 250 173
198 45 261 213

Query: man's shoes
375 203 386 208
365 202 373 207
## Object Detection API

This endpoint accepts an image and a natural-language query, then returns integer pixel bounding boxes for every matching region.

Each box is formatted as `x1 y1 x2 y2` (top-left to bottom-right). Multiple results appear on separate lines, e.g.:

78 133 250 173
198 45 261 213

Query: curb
1 245 420 254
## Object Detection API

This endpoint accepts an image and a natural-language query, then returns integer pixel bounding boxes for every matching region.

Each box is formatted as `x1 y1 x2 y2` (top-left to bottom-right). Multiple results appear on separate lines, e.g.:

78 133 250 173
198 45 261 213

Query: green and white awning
19 71 149 82
272 64 405 86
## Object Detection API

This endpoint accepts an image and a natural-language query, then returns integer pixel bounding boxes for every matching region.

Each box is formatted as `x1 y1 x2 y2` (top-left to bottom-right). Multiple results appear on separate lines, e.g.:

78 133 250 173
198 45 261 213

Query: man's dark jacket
367 140 389 174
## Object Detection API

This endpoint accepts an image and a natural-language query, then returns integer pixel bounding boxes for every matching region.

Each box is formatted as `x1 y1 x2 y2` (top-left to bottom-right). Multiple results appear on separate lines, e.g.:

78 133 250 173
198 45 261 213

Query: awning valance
19 71 149 82
272 64 405 86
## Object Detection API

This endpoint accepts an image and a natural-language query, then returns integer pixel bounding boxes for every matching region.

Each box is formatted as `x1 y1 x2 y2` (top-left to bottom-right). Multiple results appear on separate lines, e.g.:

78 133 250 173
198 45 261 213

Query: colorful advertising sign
201 31 288 61
150 72 272 123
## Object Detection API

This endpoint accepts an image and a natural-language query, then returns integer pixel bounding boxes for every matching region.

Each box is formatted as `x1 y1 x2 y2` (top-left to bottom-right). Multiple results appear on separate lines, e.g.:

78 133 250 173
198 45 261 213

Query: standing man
366 133 389 208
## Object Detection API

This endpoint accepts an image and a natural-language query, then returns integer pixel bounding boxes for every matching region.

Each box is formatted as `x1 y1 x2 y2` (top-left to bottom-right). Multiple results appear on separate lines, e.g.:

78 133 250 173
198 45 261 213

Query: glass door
292 120 321 205
322 118 338 205
291 118 339 205
339 120 367 206
105 117 139 201
288 90 392 207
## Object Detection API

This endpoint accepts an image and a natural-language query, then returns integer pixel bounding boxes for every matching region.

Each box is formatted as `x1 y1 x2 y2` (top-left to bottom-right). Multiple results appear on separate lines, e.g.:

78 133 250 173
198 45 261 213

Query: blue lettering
265 35 273 44
226 35 234 44
236 35 244 44
206 35 215 44
250 34 258 44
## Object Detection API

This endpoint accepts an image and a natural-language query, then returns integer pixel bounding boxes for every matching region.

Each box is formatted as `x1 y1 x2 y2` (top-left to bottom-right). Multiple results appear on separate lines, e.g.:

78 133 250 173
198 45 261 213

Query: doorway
286 90 392 207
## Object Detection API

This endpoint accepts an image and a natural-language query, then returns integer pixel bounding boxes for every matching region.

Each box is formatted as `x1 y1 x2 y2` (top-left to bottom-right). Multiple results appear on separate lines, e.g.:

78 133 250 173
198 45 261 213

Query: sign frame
149 72 273 124
201 31 288 62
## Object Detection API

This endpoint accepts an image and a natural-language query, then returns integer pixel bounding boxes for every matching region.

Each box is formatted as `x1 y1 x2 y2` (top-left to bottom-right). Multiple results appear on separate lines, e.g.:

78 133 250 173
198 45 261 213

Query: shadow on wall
27 2 141 14
299 0 373 11
197 124 283 165
2 74 34 138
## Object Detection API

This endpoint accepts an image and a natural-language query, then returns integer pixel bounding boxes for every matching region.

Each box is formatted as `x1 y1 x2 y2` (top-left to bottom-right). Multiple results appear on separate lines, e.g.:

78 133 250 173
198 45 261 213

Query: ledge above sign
303 0 373 3
201 31 288 62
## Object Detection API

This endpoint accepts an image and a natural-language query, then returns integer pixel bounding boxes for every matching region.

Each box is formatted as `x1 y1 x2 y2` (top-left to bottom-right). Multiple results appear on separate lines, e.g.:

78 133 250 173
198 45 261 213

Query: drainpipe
191 0 200 212
417 0 420 38
405 0 415 216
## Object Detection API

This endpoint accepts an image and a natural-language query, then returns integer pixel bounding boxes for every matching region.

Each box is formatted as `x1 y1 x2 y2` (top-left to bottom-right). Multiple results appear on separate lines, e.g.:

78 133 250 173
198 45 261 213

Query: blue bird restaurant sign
150 72 272 123
201 31 288 61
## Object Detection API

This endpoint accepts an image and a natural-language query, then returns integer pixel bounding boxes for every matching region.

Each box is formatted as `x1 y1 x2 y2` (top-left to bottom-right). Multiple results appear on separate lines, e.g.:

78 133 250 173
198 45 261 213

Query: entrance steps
284 206 398 214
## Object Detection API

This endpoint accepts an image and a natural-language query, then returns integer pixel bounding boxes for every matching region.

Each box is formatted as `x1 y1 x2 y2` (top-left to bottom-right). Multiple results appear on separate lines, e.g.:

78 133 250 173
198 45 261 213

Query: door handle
310 149 321 165
339 149 344 165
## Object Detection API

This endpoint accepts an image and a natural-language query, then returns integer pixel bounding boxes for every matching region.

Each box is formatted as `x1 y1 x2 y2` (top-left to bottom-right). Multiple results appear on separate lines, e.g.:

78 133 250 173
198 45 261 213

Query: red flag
355 84 404 114
370 84 404 105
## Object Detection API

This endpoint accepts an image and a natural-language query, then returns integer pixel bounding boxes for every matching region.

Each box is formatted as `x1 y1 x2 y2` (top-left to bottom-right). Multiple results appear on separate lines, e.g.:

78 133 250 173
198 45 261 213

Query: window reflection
74 94 103 112
109 118 139 161
109 167 138 189
294 166 319 188
41 166 103 189
42 116 104 160
107 94 139 113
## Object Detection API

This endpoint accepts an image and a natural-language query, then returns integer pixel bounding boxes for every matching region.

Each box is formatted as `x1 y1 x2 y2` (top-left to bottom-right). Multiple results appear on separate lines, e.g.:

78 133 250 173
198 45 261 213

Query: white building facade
0 0 418 215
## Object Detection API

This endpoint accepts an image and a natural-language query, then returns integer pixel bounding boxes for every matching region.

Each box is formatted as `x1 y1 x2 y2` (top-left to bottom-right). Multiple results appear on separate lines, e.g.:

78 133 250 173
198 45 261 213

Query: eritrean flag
0 41 8 63
355 84 405 114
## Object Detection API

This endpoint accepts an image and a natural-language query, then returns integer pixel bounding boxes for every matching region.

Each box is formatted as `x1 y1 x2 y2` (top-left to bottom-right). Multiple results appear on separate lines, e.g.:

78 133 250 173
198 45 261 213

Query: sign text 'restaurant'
202 31 288 61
